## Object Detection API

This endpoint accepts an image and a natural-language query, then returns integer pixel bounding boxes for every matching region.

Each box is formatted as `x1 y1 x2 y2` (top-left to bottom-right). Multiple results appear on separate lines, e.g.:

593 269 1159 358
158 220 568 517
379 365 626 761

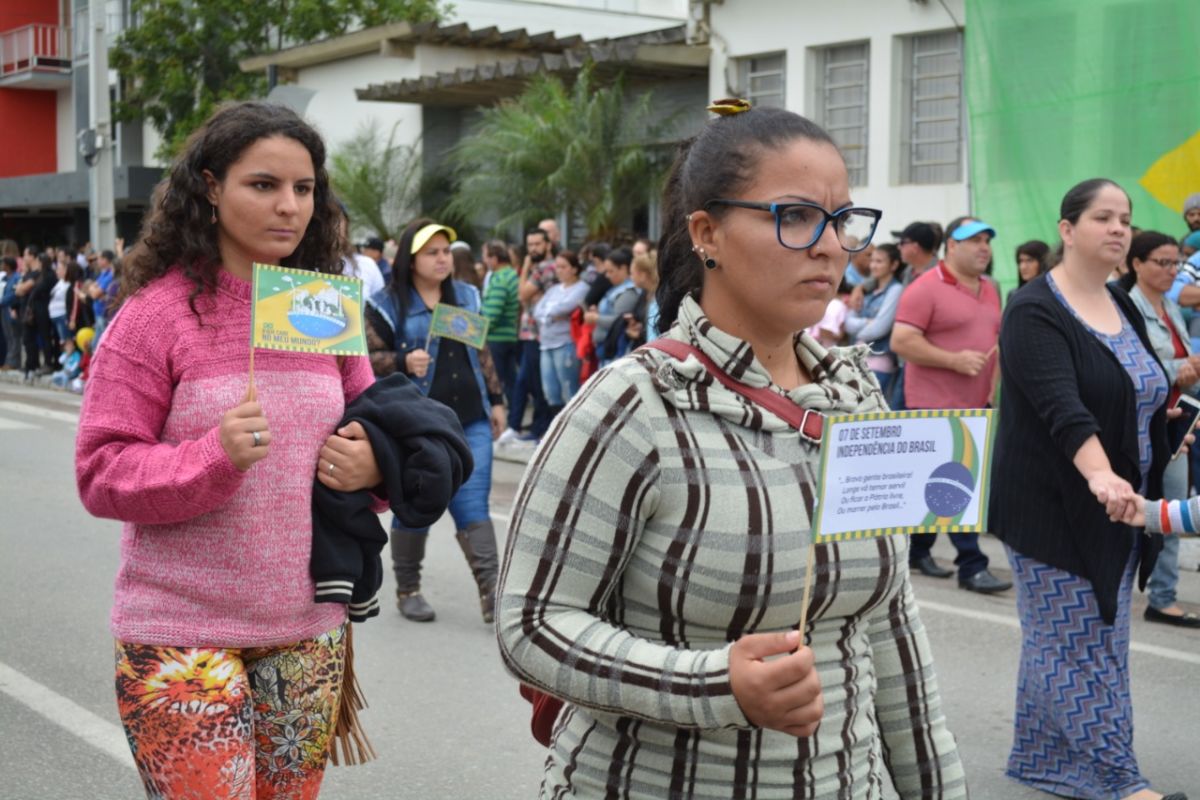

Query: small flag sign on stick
251 263 367 357
427 303 489 350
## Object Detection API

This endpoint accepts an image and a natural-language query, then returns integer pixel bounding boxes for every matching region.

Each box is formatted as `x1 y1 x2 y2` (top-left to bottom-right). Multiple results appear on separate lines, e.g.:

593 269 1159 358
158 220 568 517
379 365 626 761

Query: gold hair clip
707 98 752 117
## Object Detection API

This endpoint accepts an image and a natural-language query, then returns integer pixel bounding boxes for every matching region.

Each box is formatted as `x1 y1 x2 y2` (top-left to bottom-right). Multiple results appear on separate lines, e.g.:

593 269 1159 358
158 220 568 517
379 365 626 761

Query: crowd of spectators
430 220 664 448
0 238 122 391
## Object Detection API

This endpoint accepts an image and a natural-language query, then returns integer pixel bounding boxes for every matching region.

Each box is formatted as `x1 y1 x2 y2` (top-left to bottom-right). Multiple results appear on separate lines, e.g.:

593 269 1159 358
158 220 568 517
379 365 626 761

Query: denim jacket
1129 284 1196 393
367 280 491 413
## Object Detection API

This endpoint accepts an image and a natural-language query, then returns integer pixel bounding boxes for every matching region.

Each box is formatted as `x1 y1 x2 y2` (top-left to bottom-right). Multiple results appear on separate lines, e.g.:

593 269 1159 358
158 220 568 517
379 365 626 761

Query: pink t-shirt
76 268 376 648
805 297 848 344
893 262 1001 409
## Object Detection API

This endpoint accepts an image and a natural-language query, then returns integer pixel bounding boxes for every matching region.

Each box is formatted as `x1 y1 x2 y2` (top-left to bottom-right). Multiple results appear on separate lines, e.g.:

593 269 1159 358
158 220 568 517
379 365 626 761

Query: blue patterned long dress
1004 274 1168 799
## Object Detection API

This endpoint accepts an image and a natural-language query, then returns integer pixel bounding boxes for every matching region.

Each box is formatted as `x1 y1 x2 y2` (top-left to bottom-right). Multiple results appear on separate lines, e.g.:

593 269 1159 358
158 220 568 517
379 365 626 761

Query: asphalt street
1 380 1198 799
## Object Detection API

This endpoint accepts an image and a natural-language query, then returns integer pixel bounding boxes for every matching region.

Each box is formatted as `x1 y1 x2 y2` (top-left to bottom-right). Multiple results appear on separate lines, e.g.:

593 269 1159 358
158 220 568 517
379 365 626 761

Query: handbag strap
641 339 824 443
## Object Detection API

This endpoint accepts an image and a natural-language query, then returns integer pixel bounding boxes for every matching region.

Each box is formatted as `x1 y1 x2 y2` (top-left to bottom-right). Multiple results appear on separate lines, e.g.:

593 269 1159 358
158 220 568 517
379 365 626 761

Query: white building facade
702 0 970 234
245 0 689 159
243 0 972 242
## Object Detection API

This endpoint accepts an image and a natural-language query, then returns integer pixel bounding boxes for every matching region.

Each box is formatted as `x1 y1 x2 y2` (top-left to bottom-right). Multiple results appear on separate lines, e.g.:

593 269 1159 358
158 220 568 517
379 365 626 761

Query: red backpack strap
641 339 823 443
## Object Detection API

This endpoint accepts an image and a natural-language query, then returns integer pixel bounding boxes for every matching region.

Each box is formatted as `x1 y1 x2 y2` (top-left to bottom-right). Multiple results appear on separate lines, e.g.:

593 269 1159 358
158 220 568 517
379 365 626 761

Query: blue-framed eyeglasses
703 200 883 253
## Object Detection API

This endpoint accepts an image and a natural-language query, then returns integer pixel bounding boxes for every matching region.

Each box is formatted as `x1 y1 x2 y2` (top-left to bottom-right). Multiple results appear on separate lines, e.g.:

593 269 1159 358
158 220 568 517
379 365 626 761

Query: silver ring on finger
328 461 336 476
251 430 262 447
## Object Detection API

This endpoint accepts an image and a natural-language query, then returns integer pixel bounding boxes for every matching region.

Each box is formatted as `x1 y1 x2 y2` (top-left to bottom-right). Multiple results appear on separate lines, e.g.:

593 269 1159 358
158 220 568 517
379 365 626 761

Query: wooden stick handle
797 540 816 638
247 346 257 401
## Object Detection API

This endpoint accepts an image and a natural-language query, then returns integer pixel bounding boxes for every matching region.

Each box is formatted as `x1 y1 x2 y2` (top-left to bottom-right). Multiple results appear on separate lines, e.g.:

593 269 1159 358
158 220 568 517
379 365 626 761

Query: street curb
0 370 70 393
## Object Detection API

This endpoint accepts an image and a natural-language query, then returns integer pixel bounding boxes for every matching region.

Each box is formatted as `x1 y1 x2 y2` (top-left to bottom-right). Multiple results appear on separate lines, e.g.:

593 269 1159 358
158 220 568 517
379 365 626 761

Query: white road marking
0 401 79 425
918 598 1200 666
0 415 38 430
0 661 134 769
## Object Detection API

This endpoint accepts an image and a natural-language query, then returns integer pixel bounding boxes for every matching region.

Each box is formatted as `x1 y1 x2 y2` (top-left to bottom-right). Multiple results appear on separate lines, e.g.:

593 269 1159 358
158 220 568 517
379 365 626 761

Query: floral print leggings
114 625 346 799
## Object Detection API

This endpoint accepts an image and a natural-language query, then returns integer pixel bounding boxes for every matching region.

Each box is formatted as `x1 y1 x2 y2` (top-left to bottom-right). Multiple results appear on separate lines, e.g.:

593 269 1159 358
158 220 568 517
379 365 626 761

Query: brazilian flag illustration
964 0 1200 295
921 418 980 527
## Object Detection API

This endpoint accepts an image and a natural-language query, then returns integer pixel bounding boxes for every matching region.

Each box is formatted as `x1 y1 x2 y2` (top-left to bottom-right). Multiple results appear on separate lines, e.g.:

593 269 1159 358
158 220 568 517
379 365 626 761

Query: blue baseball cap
950 220 997 241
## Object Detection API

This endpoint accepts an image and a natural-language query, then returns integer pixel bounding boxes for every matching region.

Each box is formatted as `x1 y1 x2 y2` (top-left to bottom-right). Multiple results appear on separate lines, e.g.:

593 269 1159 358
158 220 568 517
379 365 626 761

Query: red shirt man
892 220 1002 409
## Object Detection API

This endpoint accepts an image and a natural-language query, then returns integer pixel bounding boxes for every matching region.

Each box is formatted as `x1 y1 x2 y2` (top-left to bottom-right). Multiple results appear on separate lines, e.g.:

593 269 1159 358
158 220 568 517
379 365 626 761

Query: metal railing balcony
0 24 72 89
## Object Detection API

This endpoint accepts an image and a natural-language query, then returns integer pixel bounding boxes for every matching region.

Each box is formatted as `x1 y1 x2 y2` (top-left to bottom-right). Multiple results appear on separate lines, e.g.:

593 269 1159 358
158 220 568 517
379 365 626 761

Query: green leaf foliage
447 64 666 241
329 118 422 242
112 0 449 160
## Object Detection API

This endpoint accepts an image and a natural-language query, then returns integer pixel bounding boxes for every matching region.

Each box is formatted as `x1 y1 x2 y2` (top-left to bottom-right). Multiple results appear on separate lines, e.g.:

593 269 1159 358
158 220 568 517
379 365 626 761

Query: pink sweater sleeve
76 335 245 526
341 354 376 406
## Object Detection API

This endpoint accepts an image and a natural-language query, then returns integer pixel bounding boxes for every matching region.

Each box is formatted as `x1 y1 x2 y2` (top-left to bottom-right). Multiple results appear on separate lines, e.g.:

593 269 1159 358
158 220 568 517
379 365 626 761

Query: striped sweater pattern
497 296 967 798
483 265 521 342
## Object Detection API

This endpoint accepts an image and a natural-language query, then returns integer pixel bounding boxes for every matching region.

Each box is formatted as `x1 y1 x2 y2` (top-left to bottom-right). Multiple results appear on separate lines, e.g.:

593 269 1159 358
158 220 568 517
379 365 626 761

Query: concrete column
87 0 116 248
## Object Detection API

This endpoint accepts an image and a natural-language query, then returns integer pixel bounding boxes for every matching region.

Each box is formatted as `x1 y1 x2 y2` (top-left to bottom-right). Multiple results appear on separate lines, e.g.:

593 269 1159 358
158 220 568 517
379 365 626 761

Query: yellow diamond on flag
1139 129 1200 214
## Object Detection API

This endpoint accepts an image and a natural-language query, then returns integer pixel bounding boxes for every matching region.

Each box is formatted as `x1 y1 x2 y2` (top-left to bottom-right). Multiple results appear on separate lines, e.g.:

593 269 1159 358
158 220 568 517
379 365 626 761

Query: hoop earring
210 205 218 224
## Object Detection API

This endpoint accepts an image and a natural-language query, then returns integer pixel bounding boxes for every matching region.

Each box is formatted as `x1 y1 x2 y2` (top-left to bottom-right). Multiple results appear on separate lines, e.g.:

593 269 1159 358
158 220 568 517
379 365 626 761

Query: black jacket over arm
310 373 473 621
989 275 1166 625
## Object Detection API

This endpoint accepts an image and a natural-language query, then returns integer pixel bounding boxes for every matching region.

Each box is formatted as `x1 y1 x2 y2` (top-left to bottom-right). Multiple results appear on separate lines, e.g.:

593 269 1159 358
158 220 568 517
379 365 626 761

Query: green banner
965 0 1200 295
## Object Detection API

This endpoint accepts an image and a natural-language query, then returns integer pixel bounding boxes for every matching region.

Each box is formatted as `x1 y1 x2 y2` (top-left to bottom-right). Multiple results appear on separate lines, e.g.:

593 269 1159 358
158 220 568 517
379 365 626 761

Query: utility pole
87 0 116 248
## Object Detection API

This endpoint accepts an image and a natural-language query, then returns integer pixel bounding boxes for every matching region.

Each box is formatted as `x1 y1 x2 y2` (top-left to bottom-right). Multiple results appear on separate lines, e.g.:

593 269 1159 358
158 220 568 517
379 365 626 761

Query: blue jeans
52 315 68 344
872 369 894 399
889 364 907 411
540 344 581 406
392 416 493 535
1148 450 1188 609
507 340 551 436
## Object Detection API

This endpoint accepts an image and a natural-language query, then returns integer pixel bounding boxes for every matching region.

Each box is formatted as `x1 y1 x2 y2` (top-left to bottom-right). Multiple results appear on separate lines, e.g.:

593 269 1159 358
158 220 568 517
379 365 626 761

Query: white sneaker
497 428 522 445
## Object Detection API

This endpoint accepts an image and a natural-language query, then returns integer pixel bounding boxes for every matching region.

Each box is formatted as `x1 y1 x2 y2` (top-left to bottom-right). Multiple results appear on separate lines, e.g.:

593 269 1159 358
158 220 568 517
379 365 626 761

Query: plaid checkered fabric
497 296 967 798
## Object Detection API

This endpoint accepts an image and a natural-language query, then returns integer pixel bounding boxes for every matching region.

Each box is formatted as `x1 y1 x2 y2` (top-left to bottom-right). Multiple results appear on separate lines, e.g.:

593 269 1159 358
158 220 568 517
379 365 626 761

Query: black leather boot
456 520 499 623
391 530 435 622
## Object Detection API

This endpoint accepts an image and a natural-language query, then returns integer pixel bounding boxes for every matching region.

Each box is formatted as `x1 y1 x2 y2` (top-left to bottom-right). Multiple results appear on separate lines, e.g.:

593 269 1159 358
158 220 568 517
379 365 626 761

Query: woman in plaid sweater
496 104 966 798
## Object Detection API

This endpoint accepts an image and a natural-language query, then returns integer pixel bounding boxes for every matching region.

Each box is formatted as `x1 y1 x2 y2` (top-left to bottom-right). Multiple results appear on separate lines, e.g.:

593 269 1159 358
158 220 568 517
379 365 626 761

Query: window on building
739 53 785 109
899 30 963 185
812 42 869 186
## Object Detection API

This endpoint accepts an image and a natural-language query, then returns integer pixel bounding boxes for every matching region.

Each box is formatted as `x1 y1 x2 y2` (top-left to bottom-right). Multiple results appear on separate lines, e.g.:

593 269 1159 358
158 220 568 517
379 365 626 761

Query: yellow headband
707 98 752 117
410 223 457 254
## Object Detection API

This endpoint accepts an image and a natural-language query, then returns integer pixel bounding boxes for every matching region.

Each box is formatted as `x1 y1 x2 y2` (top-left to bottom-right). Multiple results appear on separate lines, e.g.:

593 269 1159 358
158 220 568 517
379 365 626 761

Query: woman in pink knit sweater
75 102 383 799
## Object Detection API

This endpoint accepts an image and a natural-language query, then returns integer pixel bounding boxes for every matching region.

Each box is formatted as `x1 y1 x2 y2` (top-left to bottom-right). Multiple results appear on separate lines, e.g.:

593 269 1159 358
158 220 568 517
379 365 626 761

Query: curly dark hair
118 101 344 313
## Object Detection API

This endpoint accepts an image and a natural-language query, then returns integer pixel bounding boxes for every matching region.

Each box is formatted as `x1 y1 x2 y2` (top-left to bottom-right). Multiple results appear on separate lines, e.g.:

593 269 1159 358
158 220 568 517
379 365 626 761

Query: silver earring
210 204 217 224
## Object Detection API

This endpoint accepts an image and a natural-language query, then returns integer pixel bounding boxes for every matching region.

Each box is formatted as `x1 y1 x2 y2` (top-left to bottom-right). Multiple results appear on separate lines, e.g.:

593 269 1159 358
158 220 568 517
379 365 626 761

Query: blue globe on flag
924 461 975 518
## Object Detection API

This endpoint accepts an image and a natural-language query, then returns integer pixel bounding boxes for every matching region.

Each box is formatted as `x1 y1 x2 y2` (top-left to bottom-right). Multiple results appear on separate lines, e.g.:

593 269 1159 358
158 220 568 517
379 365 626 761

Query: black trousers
23 309 55 372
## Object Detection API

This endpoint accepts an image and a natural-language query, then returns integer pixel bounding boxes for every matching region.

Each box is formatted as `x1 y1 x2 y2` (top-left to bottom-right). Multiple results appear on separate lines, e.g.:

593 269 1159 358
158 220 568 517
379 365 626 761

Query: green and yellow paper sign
811 409 995 544
251 263 366 356
429 303 488 349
